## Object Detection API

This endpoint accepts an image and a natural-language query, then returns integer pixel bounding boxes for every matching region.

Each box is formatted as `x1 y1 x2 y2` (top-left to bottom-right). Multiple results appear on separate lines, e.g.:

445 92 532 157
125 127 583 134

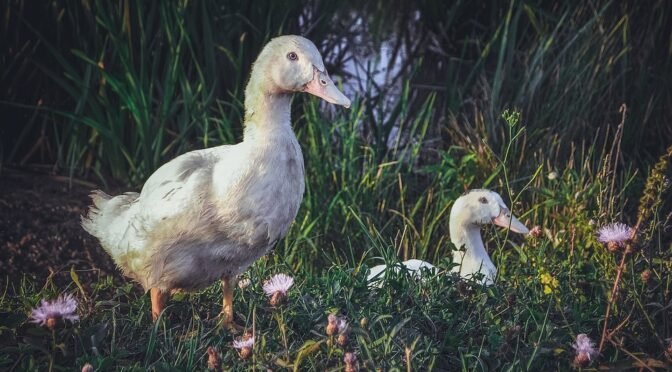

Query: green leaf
292 339 323 372
70 266 87 297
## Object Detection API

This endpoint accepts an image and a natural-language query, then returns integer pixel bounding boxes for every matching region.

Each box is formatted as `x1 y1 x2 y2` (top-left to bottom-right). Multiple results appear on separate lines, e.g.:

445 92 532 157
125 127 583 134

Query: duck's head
252 35 350 108
451 189 529 234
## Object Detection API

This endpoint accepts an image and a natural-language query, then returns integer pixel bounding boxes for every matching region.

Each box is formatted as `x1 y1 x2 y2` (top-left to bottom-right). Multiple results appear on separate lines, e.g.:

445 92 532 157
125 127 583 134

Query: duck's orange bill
492 210 529 234
304 68 351 108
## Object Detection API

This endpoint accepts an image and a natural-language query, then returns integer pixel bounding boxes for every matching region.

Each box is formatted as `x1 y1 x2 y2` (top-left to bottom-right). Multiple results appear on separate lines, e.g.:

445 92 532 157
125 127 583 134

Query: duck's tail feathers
81 190 139 253
81 190 111 236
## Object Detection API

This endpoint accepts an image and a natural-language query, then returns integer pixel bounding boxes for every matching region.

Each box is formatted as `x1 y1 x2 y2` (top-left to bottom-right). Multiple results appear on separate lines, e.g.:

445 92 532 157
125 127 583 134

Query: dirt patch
0 169 125 291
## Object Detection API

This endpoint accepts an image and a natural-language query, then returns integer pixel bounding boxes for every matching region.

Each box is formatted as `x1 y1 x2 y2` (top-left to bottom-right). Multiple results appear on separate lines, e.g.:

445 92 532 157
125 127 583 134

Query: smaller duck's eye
478 197 488 204
287 52 298 61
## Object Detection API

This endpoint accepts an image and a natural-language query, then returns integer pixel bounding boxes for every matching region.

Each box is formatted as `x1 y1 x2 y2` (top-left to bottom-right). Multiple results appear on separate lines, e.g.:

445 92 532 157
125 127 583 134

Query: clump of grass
3 1 671 181
636 144 672 238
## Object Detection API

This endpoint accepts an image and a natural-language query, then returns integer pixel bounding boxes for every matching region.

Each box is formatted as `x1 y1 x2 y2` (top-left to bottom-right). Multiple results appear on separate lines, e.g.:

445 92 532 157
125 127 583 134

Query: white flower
232 336 254 349
597 223 633 246
232 335 254 360
326 313 339 335
529 225 542 239
572 334 597 362
262 274 294 297
344 352 358 372
337 318 349 334
238 278 251 289
30 294 79 328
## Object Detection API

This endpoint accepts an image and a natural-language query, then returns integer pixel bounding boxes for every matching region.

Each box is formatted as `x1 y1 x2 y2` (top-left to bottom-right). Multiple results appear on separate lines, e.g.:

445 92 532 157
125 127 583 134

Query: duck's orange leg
221 277 243 331
150 288 170 322
221 277 235 324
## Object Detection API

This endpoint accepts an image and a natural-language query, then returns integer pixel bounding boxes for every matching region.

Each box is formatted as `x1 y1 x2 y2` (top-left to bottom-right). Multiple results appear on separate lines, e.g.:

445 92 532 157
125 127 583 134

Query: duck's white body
367 189 529 286
367 259 436 285
83 127 304 291
82 35 350 322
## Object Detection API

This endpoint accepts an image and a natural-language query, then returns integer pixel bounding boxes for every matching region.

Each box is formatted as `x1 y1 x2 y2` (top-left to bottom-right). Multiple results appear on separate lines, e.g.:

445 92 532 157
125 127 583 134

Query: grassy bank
1 0 671 370
1 109 670 369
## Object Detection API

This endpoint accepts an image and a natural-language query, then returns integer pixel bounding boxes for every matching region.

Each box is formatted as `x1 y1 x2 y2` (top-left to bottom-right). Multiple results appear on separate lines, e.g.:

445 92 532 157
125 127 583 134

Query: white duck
367 259 436 286
367 189 529 286
449 189 529 284
82 35 350 325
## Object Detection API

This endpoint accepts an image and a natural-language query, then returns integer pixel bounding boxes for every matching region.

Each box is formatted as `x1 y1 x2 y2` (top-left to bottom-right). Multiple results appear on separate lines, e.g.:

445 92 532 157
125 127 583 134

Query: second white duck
449 189 529 284
367 189 529 286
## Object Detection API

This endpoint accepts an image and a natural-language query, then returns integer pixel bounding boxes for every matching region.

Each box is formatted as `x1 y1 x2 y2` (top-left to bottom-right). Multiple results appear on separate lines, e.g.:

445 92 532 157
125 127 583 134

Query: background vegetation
1 0 671 370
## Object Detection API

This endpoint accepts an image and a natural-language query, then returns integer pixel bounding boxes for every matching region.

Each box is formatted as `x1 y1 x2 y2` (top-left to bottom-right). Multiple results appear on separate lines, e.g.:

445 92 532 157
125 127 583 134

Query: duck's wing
367 264 388 286
82 145 241 270
402 259 436 272
135 145 243 233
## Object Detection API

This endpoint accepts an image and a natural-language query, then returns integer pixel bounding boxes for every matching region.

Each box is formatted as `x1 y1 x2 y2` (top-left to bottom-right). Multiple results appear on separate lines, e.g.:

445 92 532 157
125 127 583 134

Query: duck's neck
243 70 293 141
450 223 496 281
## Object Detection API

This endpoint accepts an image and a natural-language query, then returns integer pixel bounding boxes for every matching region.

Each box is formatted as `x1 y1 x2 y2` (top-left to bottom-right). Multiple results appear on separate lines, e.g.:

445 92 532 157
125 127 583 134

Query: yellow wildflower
539 270 560 295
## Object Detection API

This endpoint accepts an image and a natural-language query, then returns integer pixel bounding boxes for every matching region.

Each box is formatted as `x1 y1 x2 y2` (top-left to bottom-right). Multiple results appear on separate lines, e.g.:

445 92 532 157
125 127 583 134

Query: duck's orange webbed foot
220 277 245 333
150 288 170 322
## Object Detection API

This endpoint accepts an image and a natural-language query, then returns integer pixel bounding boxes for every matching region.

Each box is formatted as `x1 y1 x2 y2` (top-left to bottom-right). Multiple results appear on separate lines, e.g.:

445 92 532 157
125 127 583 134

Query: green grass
3 1 671 178
1 0 672 370
1 114 670 370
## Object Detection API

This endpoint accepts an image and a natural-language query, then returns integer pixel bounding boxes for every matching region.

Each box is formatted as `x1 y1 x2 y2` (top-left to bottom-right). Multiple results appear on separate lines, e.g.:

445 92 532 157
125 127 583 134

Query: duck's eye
287 52 298 61
478 197 488 204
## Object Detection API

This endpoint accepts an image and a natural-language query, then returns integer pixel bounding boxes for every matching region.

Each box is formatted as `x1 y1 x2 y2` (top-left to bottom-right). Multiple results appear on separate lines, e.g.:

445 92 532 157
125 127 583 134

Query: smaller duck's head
254 35 351 108
451 189 529 234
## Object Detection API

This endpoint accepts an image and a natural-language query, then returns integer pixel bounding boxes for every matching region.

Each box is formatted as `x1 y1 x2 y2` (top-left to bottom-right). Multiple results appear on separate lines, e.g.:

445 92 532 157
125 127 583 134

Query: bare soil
0 169 124 291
